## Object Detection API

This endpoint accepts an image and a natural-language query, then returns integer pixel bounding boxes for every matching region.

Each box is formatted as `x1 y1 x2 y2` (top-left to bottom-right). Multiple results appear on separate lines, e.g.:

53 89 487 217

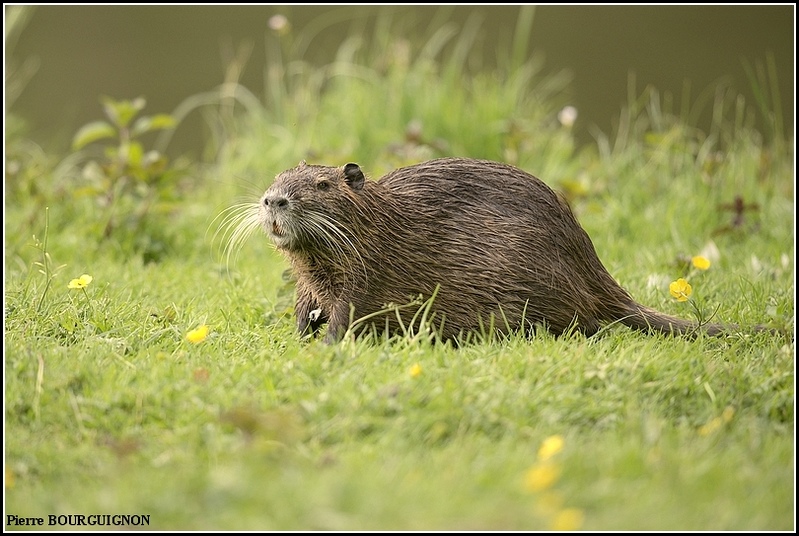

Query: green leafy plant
30 207 66 311
72 96 184 260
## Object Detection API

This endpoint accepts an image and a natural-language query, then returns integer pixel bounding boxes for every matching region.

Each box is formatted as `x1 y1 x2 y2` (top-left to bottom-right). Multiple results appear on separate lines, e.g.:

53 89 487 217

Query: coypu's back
377 158 732 337
259 157 743 341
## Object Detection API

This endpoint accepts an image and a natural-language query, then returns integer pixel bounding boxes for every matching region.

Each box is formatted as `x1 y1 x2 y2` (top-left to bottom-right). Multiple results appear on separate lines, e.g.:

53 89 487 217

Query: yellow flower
721 406 735 423
550 508 585 531
523 462 562 493
186 324 210 344
698 417 722 436
409 363 422 378
692 256 711 270
537 435 565 461
67 274 93 289
699 407 735 436
669 278 692 302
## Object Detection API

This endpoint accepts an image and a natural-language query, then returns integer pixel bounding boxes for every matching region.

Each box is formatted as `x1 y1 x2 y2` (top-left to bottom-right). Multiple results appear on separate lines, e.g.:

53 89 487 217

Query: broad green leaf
124 141 145 168
131 114 176 137
101 96 146 128
72 121 116 150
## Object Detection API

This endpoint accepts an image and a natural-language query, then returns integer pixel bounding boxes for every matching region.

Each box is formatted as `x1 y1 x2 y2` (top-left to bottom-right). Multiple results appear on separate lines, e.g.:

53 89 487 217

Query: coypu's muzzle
261 191 295 249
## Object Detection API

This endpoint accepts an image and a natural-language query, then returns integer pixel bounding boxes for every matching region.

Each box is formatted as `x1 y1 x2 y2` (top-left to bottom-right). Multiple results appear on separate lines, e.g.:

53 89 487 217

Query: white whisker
211 202 263 269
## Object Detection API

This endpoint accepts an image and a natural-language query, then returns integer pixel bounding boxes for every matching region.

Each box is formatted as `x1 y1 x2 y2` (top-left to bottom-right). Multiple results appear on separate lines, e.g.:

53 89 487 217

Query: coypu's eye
316 180 331 192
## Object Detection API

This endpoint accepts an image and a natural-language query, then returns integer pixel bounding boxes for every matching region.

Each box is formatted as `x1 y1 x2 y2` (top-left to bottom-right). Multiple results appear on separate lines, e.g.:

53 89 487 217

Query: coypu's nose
264 193 289 210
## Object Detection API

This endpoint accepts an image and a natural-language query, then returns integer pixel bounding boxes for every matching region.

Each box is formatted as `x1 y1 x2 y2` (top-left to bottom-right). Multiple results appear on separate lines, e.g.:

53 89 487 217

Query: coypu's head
260 161 366 252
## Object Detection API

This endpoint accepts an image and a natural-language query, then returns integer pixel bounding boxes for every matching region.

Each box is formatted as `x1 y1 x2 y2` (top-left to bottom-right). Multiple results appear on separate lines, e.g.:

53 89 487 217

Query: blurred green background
7 5 794 158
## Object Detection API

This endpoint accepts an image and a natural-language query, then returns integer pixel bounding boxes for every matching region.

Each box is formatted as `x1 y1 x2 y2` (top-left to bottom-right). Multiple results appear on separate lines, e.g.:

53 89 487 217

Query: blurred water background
6 5 794 158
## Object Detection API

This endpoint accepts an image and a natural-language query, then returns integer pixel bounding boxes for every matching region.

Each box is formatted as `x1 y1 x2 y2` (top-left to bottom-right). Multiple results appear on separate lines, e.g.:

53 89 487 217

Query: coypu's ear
343 163 365 191
298 160 307 168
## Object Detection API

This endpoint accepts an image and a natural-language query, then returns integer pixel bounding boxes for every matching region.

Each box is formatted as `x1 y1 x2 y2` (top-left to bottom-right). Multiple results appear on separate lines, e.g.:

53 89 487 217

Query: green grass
4 8 794 531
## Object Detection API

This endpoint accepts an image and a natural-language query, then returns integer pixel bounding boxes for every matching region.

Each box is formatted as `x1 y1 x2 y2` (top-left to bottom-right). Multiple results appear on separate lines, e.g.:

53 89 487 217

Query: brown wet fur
259 157 738 343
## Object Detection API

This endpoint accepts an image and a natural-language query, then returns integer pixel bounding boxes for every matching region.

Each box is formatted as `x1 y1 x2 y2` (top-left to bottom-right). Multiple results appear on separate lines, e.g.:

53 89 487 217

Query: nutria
240 157 741 342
